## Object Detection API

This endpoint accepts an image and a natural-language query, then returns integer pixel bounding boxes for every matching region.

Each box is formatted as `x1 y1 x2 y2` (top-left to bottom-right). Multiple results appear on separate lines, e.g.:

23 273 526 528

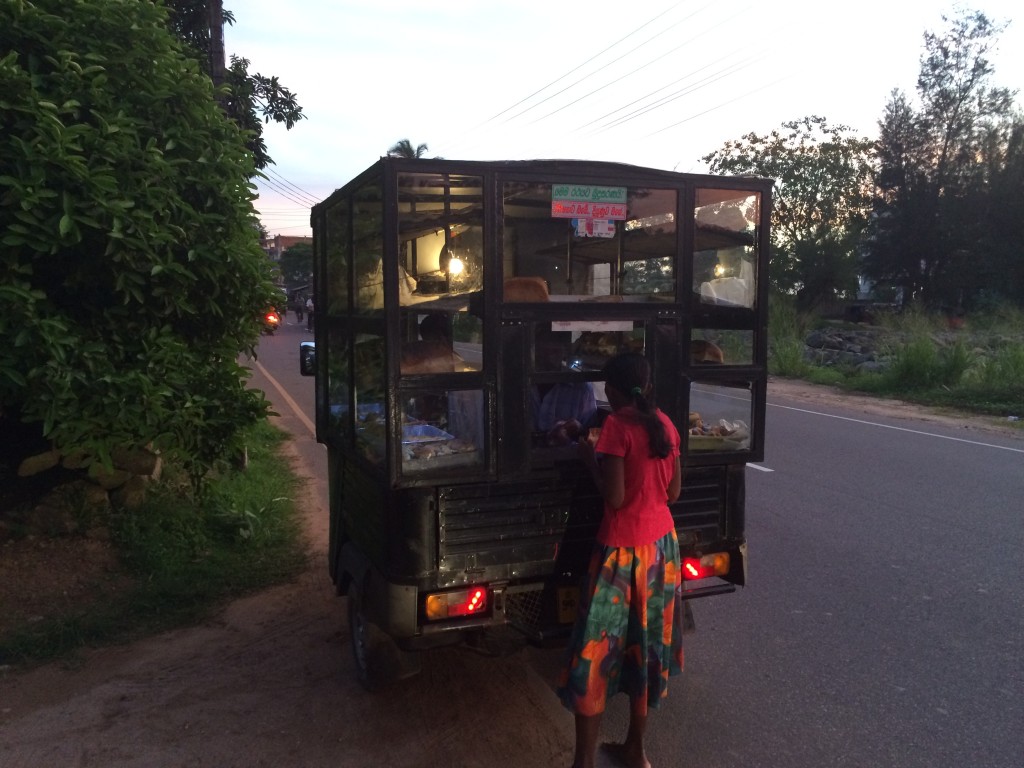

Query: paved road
255 318 1024 768
5 320 1017 767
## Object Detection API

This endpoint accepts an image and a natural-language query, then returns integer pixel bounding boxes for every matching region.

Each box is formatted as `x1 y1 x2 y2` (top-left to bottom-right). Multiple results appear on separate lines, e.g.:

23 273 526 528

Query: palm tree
387 139 435 159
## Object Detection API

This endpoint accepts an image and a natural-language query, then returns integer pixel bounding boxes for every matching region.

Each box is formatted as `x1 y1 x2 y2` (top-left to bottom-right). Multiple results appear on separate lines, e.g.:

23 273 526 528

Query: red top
595 407 680 547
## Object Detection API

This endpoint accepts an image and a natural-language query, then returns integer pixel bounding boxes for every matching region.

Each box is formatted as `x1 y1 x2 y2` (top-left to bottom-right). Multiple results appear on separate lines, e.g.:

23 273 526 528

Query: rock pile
9 445 162 539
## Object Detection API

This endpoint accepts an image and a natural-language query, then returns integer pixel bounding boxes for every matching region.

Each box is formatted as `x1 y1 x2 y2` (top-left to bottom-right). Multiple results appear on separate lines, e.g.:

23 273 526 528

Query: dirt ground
762 376 1022 438
0 379 1019 767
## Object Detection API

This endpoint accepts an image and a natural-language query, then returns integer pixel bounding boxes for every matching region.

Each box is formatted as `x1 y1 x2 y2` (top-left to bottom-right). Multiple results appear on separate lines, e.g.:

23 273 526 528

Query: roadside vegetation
1 4 1021 673
0 421 307 668
769 294 1024 420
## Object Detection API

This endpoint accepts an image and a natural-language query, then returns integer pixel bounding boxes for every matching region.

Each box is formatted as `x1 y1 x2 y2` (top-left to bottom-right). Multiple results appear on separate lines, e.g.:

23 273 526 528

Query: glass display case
311 159 770 480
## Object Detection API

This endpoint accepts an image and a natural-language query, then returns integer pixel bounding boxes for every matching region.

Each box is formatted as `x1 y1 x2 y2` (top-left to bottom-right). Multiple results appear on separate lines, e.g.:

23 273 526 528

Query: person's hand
577 434 597 464
546 419 582 446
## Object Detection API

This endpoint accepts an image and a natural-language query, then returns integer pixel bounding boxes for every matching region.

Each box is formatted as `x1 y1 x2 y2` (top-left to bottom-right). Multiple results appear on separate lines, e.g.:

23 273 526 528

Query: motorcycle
261 308 281 335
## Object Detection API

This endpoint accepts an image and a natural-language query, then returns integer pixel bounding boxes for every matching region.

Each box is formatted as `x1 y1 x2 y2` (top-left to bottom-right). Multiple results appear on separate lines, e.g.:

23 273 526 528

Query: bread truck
299 157 770 688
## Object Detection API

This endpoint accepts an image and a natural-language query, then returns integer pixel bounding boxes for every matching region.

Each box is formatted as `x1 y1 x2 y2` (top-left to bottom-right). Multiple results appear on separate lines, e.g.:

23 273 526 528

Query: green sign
551 184 627 204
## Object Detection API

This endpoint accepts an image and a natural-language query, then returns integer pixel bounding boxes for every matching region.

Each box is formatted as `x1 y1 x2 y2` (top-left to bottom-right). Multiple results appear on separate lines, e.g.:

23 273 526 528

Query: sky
225 1 1024 238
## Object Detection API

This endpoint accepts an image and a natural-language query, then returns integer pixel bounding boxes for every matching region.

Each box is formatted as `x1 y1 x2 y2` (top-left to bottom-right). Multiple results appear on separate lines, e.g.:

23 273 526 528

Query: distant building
261 234 312 262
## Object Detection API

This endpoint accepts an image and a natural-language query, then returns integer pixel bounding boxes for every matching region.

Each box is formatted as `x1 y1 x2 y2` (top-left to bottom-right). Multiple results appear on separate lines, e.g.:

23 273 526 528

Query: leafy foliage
864 10 1021 309
0 421 306 666
387 139 438 159
0 0 280 491
277 242 313 288
703 116 875 310
163 1 304 170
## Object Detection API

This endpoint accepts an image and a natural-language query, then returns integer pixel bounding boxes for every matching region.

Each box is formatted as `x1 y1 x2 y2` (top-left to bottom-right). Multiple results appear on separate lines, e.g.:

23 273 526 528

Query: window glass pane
395 173 484 370
325 200 350 314
503 182 676 301
687 381 753 453
400 310 482 373
401 388 484 473
691 330 753 366
353 179 385 313
694 189 760 309
354 333 386 463
530 323 600 447
327 330 350 438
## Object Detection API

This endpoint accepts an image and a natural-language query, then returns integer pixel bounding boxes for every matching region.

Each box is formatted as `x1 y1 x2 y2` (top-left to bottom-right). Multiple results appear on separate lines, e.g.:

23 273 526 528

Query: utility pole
208 0 226 99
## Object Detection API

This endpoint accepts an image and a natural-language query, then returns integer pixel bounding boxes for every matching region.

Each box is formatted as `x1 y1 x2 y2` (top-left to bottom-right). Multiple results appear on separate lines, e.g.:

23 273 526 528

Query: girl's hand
577 436 596 464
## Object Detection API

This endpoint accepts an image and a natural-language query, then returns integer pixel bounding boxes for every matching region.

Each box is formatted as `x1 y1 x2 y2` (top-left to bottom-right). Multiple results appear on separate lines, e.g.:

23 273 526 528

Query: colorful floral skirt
556 530 684 717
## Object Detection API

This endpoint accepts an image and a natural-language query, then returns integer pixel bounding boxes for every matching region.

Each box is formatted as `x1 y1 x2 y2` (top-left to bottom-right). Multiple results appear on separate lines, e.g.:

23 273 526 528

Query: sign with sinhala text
551 183 628 220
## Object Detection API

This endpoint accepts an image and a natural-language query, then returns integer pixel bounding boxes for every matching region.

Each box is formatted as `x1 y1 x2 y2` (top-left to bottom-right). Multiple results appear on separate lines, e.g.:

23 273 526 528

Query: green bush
0 0 280 490
769 338 810 377
766 295 1023 418
883 336 974 390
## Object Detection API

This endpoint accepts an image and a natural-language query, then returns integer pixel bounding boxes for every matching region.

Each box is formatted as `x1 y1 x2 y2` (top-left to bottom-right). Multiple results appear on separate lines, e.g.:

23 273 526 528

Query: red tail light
424 587 489 620
682 553 730 580
265 312 280 323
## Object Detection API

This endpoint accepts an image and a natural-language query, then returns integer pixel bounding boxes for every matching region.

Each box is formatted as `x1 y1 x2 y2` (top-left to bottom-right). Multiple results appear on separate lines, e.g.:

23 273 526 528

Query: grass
0 420 308 667
769 296 1024 420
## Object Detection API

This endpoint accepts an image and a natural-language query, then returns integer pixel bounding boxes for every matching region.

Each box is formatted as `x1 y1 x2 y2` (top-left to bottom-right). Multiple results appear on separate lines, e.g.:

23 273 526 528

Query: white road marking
253 359 317 438
747 463 774 472
769 402 1024 454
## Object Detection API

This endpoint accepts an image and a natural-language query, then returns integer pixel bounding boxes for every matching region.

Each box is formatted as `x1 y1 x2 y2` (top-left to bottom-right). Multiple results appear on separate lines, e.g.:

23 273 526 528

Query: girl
557 352 684 768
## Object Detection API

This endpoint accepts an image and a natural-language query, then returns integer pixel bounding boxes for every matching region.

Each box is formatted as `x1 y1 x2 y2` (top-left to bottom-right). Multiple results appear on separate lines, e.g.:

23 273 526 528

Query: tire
347 580 390 691
346 578 422 691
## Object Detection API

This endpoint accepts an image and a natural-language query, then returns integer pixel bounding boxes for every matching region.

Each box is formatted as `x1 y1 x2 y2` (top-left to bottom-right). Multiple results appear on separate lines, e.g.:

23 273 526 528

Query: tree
0 0 281 492
703 116 876 311
278 242 313 288
164 0 304 169
388 139 434 159
864 10 1018 309
981 118 1024 306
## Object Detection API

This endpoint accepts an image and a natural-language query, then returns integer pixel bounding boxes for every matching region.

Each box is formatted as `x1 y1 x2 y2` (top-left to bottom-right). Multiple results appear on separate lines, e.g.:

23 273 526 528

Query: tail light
266 312 280 323
682 553 730 580
424 587 489 621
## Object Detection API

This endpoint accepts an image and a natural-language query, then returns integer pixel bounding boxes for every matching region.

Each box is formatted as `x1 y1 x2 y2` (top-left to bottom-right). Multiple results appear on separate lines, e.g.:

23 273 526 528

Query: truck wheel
347 580 389 691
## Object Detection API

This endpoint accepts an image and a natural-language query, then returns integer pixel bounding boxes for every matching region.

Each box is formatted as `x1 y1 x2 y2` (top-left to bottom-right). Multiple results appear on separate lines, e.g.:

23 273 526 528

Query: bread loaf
503 276 549 302
690 340 724 364
401 341 457 374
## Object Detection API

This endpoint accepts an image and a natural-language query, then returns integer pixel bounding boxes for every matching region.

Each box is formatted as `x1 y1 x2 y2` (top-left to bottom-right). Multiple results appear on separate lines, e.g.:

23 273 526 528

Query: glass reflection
691 330 754 366
694 189 760 309
503 183 676 300
353 333 386 463
687 381 753 453
401 388 484 473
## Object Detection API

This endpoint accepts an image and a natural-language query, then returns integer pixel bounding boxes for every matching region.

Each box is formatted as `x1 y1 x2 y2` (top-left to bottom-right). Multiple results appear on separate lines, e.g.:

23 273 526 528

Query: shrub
0 0 280 490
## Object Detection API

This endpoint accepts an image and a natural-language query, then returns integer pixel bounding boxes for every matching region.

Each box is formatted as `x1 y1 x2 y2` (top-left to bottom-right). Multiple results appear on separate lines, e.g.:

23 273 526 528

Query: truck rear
301 157 769 687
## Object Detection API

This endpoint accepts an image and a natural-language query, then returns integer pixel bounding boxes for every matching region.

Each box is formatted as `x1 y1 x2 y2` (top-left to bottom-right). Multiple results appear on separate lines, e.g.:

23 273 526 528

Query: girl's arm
577 441 625 509
602 456 625 510
667 456 682 503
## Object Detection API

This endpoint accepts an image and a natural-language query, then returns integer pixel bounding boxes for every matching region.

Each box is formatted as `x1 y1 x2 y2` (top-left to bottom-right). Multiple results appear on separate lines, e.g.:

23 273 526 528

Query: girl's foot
599 741 651 768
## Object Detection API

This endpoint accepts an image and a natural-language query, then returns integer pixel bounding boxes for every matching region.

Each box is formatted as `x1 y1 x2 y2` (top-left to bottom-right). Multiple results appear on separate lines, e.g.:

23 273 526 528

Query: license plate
557 586 580 624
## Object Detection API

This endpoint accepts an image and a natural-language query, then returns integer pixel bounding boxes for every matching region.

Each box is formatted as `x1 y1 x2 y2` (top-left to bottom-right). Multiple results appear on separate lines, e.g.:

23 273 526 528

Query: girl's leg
623 694 650 767
600 695 651 768
572 712 602 768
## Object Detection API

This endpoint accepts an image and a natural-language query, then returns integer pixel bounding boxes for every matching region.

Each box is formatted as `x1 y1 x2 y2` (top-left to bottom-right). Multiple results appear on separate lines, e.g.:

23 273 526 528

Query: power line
526 3 748 127
487 2 685 124
592 52 768 133
263 166 320 205
646 74 792 137
436 0 772 160
576 52 745 132
433 2 687 157
261 223 313 234
257 175 315 208
502 4 706 126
